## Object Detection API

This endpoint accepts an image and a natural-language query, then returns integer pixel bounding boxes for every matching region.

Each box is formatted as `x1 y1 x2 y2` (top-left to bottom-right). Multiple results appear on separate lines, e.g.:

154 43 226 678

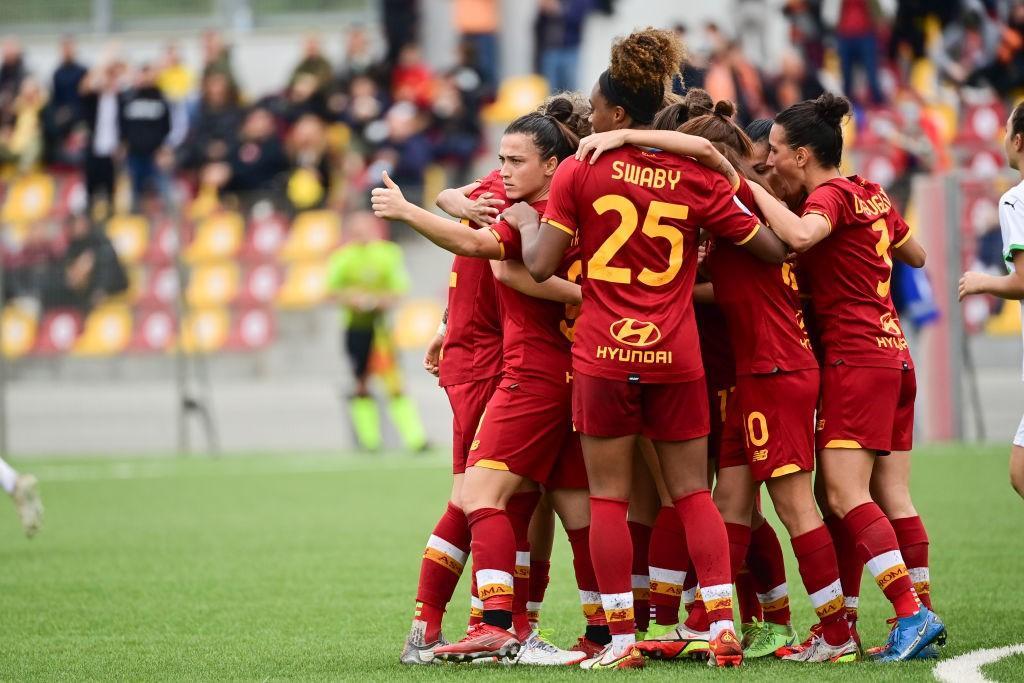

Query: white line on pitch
934 644 1024 683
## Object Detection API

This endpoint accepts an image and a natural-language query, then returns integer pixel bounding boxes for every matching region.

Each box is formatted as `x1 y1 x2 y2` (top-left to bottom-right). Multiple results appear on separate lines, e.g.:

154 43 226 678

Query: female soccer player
748 92 945 662
510 27 789 669
373 97 598 666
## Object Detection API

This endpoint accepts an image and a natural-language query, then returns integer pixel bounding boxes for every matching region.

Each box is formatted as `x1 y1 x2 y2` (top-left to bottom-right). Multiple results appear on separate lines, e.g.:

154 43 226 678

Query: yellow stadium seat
72 303 133 356
986 300 1022 336
184 211 244 264
180 307 230 353
280 210 341 261
2 306 37 358
106 215 150 265
923 103 957 144
276 260 329 309
393 299 444 350
909 59 937 101
483 74 549 124
1 173 55 224
186 262 241 308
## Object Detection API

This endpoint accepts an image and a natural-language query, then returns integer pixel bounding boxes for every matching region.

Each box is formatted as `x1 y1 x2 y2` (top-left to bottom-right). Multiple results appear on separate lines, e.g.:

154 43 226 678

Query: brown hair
609 27 683 96
653 88 713 131
677 99 754 161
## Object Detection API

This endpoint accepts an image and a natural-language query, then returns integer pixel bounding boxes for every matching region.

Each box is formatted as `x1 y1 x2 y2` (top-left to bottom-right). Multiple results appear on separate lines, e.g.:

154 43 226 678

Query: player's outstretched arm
747 180 829 252
436 181 504 226
960 252 1024 301
894 236 927 268
490 260 581 305
503 202 571 282
575 129 739 190
371 172 502 259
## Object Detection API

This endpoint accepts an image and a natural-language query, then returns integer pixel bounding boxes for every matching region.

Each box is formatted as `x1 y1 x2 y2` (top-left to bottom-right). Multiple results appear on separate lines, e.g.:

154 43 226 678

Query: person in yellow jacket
326 210 427 451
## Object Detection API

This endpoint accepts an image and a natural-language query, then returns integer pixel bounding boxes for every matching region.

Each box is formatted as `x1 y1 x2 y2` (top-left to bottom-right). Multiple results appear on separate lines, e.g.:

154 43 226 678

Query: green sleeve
325 248 350 291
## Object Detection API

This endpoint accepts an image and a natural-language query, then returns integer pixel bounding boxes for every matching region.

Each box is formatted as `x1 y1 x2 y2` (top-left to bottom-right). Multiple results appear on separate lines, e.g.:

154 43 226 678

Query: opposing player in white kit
960 100 1024 501
0 456 43 536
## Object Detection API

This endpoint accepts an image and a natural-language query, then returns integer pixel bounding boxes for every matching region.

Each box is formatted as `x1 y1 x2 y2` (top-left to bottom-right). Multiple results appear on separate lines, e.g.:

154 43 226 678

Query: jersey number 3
588 194 688 286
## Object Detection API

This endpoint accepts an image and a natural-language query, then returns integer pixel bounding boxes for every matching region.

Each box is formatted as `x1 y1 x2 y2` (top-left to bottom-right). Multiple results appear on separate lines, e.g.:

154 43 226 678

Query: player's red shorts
445 375 501 474
572 372 710 442
467 379 572 484
817 363 916 455
707 381 736 462
716 391 746 470
546 430 589 490
734 369 819 482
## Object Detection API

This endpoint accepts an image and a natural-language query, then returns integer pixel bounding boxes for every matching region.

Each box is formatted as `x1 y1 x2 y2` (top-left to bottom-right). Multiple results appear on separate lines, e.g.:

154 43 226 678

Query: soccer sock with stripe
649 506 686 626
466 507 516 629
590 497 636 652
891 515 931 610
468 571 483 627
507 491 541 640
682 561 710 632
565 525 610 643
842 502 920 619
628 520 652 632
673 490 734 638
413 502 470 642
748 520 791 626
824 513 863 621
528 560 551 629
791 525 851 646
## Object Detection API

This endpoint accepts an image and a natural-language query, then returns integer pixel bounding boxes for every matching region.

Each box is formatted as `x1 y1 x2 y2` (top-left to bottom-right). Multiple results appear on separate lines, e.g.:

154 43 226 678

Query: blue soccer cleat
873 608 946 662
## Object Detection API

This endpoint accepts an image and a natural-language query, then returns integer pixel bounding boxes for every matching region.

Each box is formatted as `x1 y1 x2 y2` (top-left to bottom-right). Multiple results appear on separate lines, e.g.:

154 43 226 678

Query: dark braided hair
505 95 582 162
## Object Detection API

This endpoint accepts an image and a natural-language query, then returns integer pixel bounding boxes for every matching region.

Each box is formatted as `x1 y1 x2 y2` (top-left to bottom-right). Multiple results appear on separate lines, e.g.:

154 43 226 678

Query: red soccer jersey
705 179 817 375
798 175 913 369
694 287 735 390
488 198 580 398
439 170 505 387
542 146 760 383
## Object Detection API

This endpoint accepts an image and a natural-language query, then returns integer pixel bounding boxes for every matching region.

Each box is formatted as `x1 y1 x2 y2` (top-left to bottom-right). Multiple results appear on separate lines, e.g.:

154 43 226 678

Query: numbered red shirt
704 179 817 375
542 146 760 383
798 175 913 369
488 198 581 398
439 169 505 386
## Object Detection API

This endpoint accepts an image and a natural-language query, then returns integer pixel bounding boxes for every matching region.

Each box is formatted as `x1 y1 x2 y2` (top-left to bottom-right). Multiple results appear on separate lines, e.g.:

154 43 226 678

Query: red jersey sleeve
488 220 522 261
891 207 912 248
541 157 581 237
802 183 846 233
700 173 761 245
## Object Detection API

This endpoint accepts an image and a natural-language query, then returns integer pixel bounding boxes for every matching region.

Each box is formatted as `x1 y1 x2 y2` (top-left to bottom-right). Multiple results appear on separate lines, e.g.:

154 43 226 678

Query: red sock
566 525 607 627
824 513 862 621
590 497 634 636
748 521 791 626
413 502 471 641
466 507 516 624
791 525 851 646
725 522 751 580
649 506 687 626
673 490 733 624
842 502 920 618
681 560 709 632
508 492 541 640
468 569 482 627
528 560 551 626
735 566 761 625
628 520 652 632
891 516 931 610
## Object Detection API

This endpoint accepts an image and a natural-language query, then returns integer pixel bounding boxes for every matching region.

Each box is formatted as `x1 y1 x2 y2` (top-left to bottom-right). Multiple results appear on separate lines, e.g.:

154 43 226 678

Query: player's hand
959 271 988 301
466 192 505 226
502 201 540 231
423 333 443 377
575 129 630 165
370 171 410 221
697 240 708 266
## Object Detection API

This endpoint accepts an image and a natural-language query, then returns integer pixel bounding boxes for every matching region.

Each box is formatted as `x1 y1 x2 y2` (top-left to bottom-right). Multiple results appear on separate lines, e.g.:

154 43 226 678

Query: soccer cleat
775 623 822 658
872 608 947 663
570 636 606 659
508 631 588 666
635 622 709 660
914 642 941 660
433 623 520 663
743 619 797 659
780 635 858 663
12 474 42 538
643 622 678 640
399 620 446 665
707 629 743 667
636 629 647 640
579 645 644 670
865 618 897 659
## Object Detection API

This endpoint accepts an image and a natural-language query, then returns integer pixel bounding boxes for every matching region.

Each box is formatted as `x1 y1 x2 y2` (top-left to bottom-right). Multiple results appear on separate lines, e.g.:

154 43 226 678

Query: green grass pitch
0 445 1021 680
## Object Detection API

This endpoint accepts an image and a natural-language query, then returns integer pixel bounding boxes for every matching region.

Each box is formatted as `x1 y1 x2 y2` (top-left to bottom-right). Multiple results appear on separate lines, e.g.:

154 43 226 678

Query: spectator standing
337 25 384 89
49 36 87 158
931 3 999 90
178 71 242 172
454 0 500 93
382 0 420 67
0 38 26 116
201 30 236 88
224 106 290 207
824 0 889 105
534 0 592 93
120 64 171 212
291 34 334 95
80 61 125 214
783 0 826 70
156 43 195 149
0 78 46 173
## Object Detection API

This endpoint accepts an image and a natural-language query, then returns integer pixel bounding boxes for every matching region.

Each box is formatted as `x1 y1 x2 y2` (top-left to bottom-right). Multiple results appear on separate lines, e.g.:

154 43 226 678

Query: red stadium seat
33 309 83 355
226 307 275 350
242 212 289 261
961 147 1004 178
144 219 188 265
138 265 181 307
855 147 909 190
955 102 1006 145
238 263 283 306
855 107 904 148
130 308 176 353
53 173 87 220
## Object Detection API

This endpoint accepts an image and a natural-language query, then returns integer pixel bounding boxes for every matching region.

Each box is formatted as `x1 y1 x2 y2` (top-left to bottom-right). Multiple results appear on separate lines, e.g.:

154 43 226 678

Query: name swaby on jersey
595 317 673 365
611 160 682 191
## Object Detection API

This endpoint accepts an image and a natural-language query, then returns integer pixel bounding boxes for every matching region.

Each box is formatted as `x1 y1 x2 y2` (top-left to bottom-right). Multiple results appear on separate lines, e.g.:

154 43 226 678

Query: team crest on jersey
609 318 662 347
879 312 903 336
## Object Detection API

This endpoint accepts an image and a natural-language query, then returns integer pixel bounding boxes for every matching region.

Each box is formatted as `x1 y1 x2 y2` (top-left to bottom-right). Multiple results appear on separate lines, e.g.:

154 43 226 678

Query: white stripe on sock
866 550 905 578
845 596 859 609
426 534 469 565
682 587 697 604
631 574 650 589
808 580 842 609
471 596 484 610
579 590 601 605
908 567 930 583
476 569 513 588
526 601 542 611
650 566 686 584
515 551 530 567
601 592 634 612
700 583 733 602
756 582 789 603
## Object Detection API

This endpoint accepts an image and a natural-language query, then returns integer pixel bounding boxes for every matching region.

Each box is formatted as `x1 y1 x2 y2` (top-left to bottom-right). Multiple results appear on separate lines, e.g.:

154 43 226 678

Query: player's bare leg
1011 446 1024 500
0 456 42 538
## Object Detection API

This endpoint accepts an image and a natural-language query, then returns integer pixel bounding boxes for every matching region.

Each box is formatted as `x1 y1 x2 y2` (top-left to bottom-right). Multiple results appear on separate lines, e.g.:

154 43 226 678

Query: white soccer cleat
508 631 588 666
780 635 858 663
12 474 42 538
399 620 447 665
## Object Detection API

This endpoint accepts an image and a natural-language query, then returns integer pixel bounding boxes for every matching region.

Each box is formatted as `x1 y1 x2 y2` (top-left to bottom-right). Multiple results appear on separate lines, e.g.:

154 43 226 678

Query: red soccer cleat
571 635 606 659
433 623 520 663
707 629 743 667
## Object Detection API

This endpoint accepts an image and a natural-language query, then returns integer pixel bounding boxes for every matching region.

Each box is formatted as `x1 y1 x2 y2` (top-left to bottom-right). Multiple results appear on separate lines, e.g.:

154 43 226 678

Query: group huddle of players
370 26 946 670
